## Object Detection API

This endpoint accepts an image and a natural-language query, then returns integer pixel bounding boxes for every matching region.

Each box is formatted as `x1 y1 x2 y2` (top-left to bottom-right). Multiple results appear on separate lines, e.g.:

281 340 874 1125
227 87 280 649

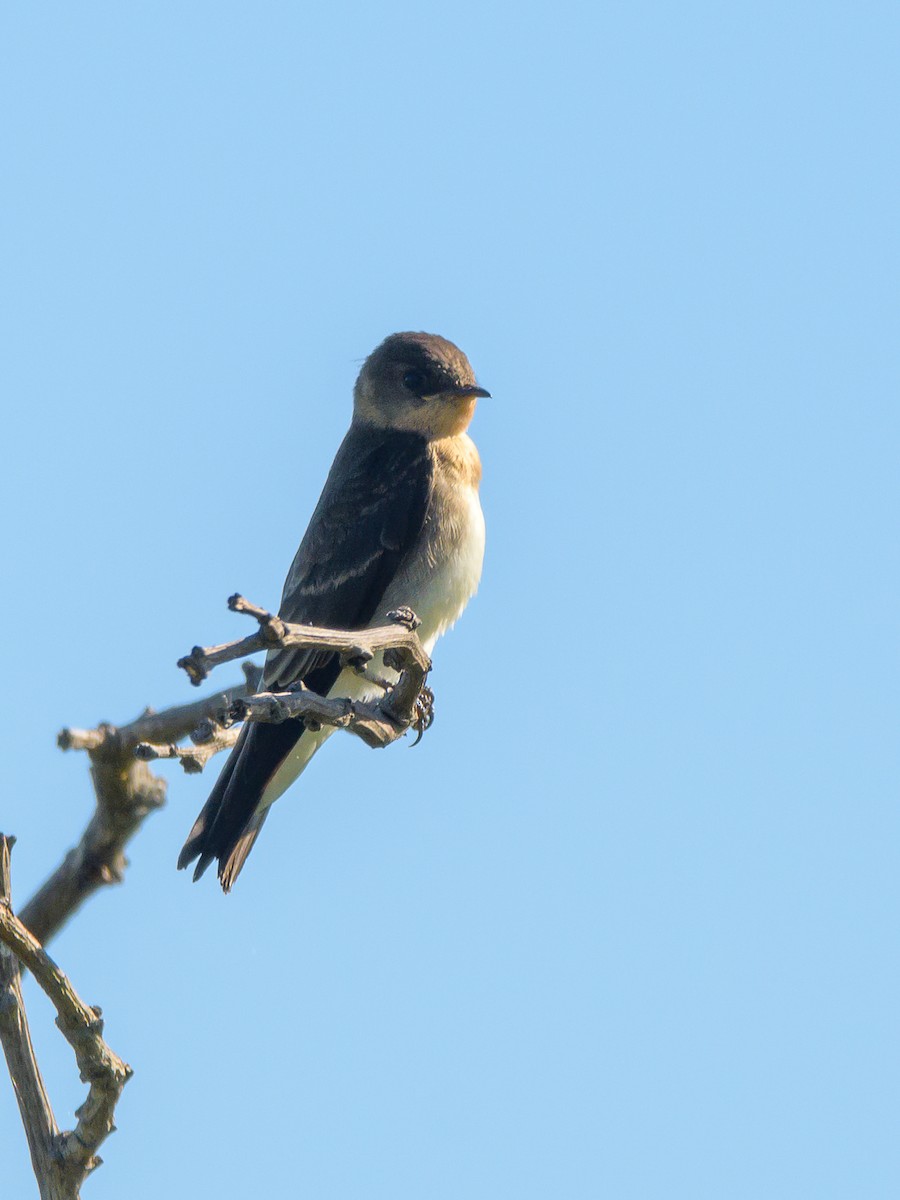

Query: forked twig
173 595 434 751
0 834 131 1199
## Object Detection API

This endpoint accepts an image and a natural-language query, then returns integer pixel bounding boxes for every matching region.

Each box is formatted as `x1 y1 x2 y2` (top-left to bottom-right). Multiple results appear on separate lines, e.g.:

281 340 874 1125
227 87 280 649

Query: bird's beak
443 384 491 400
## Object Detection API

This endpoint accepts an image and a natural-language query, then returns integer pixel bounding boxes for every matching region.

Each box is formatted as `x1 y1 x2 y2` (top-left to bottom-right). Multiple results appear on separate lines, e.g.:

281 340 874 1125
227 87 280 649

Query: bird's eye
403 369 427 393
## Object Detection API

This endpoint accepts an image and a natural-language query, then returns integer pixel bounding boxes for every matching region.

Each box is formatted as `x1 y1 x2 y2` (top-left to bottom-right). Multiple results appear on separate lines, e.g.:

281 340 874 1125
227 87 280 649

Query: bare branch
25 595 431 948
0 834 131 1198
231 682 434 750
0 836 61 1199
23 664 261 947
135 723 241 773
3 598 435 1190
175 596 435 752
177 593 430 685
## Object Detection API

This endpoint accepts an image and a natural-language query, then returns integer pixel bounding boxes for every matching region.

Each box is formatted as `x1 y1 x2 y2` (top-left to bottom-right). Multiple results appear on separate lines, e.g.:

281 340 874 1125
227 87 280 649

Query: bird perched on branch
178 331 488 890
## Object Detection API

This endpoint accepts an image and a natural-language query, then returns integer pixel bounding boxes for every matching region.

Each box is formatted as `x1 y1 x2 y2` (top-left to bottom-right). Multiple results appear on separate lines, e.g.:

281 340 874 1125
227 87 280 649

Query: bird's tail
177 719 306 891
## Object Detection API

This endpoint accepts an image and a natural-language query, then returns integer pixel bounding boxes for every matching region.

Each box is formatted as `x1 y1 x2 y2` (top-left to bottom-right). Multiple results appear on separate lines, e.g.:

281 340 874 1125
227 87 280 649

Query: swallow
178 331 488 890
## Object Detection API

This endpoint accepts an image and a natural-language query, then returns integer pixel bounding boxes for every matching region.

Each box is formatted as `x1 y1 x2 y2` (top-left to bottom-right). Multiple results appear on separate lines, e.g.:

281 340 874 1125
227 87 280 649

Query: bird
177 331 489 891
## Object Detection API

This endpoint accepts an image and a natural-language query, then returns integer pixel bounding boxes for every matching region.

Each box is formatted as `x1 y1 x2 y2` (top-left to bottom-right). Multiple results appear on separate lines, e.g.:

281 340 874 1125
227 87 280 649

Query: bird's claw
410 685 435 746
387 606 421 631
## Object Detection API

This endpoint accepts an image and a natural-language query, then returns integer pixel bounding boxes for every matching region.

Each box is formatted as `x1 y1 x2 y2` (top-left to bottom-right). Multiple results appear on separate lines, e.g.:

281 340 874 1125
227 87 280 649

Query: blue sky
2 3 898 1197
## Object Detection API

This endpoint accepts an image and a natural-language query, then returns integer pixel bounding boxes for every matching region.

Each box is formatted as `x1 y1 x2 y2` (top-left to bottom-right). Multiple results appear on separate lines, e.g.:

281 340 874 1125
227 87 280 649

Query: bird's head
353 332 489 439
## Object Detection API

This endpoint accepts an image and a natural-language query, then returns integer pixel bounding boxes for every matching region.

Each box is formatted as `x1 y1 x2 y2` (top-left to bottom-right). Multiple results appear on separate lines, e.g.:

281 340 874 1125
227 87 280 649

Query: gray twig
0 834 130 1199
29 663 261 947
175 595 434 751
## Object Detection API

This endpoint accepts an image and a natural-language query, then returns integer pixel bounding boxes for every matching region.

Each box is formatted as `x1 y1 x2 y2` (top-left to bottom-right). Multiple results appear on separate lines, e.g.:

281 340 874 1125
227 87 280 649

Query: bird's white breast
405 484 485 653
378 432 485 652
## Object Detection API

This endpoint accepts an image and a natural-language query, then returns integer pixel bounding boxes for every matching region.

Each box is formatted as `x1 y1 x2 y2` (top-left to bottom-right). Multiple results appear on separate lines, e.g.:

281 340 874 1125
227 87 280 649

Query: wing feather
264 427 434 688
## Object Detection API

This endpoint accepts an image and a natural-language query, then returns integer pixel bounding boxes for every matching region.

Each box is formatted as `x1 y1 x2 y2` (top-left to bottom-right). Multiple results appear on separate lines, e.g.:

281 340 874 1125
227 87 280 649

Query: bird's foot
387 606 421 631
410 685 435 746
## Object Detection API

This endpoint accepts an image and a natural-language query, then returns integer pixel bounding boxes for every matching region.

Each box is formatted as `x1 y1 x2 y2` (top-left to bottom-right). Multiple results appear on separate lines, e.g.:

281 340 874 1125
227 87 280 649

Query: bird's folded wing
264 426 434 690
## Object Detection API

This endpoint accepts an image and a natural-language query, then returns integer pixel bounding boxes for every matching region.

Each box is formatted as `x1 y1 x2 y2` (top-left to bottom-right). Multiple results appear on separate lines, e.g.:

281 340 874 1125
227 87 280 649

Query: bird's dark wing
178 426 434 889
263 426 434 688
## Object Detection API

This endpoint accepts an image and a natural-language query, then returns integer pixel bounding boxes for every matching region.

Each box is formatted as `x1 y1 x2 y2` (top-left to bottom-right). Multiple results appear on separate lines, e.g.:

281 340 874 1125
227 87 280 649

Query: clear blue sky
2 3 897 1197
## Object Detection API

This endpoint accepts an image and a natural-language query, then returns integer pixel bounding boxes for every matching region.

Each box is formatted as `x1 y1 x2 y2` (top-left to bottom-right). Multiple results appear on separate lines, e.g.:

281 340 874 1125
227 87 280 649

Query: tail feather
177 719 306 888
177 724 248 873
193 852 215 883
178 659 344 890
219 809 270 892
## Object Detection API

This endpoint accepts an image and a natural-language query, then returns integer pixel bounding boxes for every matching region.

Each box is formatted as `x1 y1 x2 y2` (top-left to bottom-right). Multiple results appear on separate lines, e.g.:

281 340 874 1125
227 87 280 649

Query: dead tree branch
3 596 434 1192
25 663 261 947
32 594 431 947
134 720 243 773
173 594 434 752
0 834 131 1199
0 837 58 1199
